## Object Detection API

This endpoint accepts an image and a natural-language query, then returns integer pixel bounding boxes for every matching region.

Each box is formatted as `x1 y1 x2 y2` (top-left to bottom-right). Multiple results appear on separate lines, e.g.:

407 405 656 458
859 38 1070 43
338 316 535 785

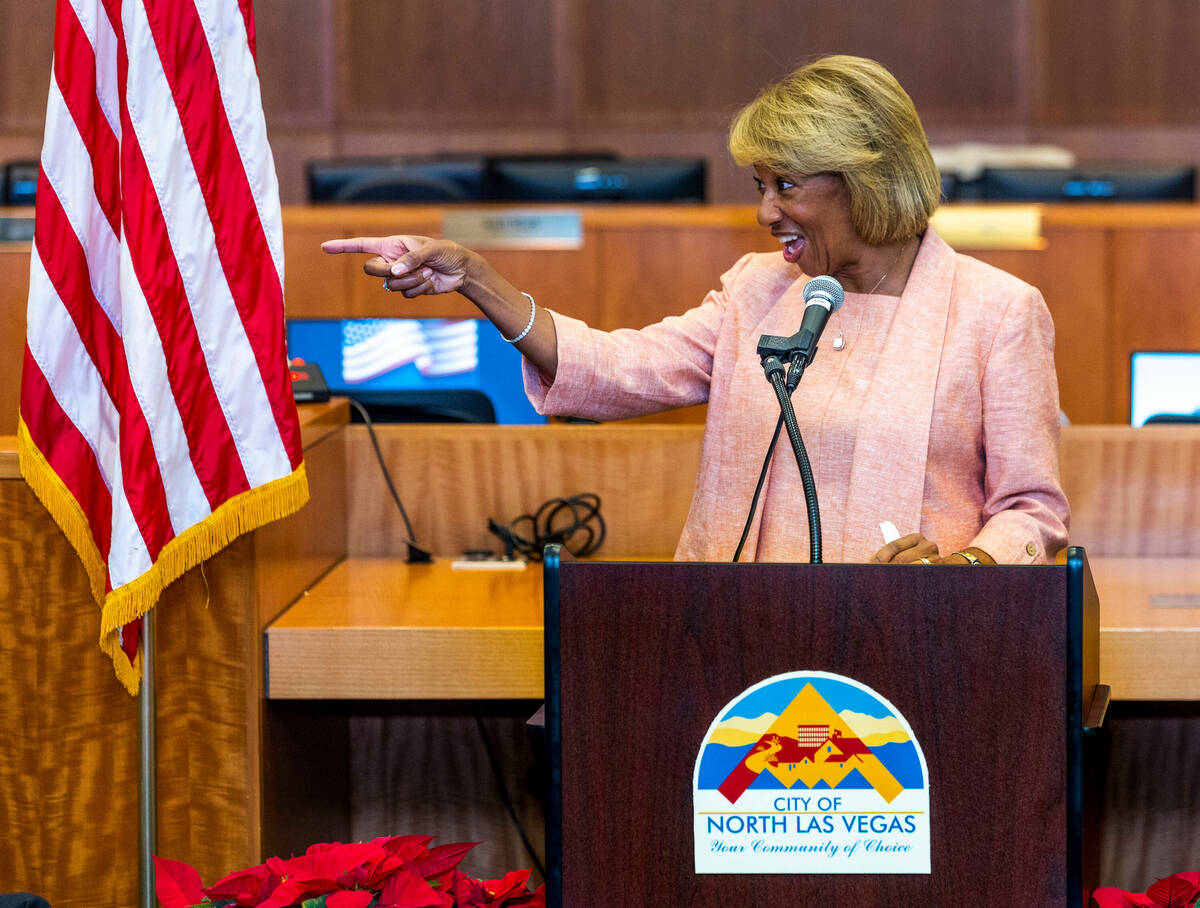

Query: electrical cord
488 493 606 561
733 414 784 562
472 707 547 881
345 397 431 563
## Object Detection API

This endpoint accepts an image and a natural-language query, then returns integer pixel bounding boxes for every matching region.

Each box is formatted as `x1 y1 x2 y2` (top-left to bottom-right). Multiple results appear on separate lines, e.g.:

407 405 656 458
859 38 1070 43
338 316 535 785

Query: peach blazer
523 228 1070 564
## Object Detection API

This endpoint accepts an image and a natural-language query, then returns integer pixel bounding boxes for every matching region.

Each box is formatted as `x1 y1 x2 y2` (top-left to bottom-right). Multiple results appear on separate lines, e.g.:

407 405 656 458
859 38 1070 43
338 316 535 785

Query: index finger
321 236 389 256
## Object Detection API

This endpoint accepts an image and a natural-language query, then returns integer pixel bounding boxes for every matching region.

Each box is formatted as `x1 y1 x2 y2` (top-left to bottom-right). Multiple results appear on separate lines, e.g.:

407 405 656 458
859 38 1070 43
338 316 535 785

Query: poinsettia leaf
1093 888 1154 908
1147 874 1200 907
258 877 333 908
378 869 445 908
203 865 277 906
447 870 490 907
402 842 480 881
378 835 436 857
301 897 328 908
499 886 546 908
481 869 532 905
326 892 374 908
337 846 398 889
154 855 205 908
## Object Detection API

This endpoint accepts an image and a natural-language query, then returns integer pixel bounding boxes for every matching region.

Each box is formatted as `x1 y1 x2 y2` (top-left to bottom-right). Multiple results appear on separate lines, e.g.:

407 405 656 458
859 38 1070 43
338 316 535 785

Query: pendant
832 332 845 351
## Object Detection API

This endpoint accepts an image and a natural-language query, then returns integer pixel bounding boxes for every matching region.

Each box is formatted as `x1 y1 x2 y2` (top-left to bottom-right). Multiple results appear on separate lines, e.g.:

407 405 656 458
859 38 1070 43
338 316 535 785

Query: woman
322 55 1069 566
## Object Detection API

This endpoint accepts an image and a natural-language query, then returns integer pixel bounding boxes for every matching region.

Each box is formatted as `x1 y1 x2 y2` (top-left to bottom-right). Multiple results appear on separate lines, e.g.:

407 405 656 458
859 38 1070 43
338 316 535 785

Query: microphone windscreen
803 275 844 312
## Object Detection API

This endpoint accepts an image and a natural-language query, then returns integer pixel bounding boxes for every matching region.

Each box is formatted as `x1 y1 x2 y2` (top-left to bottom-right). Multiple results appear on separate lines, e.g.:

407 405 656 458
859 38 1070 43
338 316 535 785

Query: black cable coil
488 493 606 561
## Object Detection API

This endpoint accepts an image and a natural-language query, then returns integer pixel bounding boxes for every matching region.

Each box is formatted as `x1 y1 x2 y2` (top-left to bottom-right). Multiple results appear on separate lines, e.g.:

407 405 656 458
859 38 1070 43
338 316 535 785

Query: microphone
755 275 845 390
794 275 844 364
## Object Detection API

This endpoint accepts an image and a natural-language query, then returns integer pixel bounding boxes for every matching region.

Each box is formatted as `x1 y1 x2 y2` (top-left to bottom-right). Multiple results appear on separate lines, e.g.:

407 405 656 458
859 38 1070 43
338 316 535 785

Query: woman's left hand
869 532 944 564
870 534 995 564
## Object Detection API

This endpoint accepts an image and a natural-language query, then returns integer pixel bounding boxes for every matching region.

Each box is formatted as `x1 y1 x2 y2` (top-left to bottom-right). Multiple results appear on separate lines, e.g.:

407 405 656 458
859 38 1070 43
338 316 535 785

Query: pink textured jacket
523 228 1070 564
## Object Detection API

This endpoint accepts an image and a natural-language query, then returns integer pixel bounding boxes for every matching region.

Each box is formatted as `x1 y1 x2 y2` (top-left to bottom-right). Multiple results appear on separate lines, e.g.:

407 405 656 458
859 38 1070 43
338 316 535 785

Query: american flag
341 318 478 383
19 0 308 693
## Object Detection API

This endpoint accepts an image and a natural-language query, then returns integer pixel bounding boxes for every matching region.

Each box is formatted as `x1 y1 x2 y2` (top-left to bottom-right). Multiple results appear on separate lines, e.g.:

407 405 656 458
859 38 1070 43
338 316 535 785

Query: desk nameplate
442 209 583 250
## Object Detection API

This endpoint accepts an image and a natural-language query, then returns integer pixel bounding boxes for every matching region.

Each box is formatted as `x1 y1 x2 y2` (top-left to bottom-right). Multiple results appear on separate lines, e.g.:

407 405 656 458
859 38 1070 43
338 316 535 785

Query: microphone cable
471 705 547 882
488 493 606 561
345 397 431 563
732 414 784 562
733 353 821 564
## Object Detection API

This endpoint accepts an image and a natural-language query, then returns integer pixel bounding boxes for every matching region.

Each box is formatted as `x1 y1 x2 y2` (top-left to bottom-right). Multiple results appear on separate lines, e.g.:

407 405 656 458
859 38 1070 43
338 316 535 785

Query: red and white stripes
20 0 308 693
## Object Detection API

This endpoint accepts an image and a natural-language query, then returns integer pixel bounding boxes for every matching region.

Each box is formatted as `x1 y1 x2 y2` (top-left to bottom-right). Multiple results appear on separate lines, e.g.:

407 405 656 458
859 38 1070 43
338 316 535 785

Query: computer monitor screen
286 317 546 424
977 164 1196 202
486 157 706 202
307 156 487 203
1130 351 1200 425
3 161 38 205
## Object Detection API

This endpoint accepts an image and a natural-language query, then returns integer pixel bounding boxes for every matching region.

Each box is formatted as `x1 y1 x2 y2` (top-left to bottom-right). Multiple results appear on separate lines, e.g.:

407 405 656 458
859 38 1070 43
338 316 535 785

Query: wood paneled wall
342 423 1200 562
6 203 1200 430
6 201 1200 429
6 0 1200 204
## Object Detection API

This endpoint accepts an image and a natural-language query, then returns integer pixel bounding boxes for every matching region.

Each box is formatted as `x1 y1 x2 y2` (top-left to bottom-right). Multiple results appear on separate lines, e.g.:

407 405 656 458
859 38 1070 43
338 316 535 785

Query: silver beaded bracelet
502 292 537 344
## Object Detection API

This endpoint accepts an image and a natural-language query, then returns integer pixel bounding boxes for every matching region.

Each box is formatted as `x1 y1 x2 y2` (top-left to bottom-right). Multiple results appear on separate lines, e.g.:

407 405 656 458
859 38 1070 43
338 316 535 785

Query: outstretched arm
321 235 559 380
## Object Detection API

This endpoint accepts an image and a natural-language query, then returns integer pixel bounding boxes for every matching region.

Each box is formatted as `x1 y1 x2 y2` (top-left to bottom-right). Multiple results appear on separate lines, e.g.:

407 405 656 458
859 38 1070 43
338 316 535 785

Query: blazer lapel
841 229 957 559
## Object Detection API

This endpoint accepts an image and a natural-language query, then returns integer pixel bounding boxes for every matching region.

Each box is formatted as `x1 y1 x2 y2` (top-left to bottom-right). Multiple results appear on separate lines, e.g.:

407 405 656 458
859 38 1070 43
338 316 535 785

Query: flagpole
139 609 158 908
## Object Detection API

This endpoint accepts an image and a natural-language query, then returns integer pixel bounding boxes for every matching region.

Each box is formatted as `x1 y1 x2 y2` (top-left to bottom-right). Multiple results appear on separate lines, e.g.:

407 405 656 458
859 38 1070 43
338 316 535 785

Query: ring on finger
382 279 392 292
919 557 932 565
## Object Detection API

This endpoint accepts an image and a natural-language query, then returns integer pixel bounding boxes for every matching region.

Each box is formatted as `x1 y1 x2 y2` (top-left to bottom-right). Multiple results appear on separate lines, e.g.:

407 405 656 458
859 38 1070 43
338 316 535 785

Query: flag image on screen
342 319 433 383
289 318 546 425
18 0 308 693
419 320 479 377
340 318 480 383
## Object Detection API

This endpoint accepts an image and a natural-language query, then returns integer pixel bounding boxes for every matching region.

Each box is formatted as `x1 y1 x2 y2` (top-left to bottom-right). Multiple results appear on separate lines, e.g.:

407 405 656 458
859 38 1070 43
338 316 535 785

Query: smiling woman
321 55 1069 567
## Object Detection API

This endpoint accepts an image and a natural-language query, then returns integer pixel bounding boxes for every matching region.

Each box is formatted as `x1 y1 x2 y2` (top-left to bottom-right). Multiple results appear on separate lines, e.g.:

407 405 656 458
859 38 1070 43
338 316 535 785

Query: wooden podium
544 547 1103 907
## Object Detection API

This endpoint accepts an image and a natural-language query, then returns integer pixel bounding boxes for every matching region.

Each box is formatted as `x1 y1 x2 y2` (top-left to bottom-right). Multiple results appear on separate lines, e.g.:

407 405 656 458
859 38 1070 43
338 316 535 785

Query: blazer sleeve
521 254 755 421
969 287 1071 563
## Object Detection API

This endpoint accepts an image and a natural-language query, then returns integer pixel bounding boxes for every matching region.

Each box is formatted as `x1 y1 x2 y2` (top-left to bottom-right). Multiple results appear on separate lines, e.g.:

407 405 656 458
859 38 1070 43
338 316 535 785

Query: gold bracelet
953 550 982 565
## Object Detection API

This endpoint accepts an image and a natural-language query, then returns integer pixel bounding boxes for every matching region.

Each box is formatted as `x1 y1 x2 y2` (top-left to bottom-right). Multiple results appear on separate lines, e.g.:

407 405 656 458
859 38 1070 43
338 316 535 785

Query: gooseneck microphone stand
733 275 843 565
757 345 822 564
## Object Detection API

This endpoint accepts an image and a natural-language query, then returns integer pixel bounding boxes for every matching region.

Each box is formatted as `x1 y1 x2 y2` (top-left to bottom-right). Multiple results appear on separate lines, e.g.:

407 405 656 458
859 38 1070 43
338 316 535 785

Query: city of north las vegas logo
693 671 930 874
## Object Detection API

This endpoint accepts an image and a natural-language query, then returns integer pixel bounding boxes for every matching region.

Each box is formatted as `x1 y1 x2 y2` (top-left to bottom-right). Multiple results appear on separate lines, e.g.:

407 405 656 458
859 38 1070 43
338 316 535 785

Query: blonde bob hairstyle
729 55 941 247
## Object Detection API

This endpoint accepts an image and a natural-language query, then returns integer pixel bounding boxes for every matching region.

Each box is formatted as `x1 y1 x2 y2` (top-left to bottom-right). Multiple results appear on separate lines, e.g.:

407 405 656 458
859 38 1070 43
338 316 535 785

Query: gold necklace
832 240 913 352
864 240 911 295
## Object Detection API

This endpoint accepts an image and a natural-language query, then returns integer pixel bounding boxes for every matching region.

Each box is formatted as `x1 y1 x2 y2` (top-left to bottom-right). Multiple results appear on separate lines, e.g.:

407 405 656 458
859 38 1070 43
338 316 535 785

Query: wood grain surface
343 423 703 559
0 403 347 906
1061 425 1200 557
263 555 1199 704
553 560 1080 905
267 559 545 699
0 478 260 905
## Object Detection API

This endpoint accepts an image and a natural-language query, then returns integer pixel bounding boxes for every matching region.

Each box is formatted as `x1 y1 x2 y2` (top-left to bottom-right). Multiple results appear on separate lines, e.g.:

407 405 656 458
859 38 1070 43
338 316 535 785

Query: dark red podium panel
544 548 1098 907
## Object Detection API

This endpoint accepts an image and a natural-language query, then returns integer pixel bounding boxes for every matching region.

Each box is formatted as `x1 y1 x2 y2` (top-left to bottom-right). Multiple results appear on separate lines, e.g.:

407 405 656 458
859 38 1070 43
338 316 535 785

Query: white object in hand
880 521 901 544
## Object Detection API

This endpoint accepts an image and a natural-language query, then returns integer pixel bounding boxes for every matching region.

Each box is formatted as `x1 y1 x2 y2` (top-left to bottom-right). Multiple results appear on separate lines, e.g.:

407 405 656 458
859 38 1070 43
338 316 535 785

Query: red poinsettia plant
155 835 544 908
1093 872 1200 908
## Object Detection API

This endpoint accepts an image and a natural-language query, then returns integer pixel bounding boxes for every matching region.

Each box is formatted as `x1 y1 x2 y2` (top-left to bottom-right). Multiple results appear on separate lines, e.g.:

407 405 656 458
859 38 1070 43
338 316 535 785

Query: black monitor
974 163 1196 202
485 157 706 203
307 155 487 203
938 171 958 203
3 161 38 205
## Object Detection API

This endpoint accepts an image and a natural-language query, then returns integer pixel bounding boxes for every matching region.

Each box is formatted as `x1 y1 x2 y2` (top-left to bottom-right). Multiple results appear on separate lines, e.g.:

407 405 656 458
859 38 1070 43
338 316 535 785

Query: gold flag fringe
17 418 108 604
18 417 310 695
